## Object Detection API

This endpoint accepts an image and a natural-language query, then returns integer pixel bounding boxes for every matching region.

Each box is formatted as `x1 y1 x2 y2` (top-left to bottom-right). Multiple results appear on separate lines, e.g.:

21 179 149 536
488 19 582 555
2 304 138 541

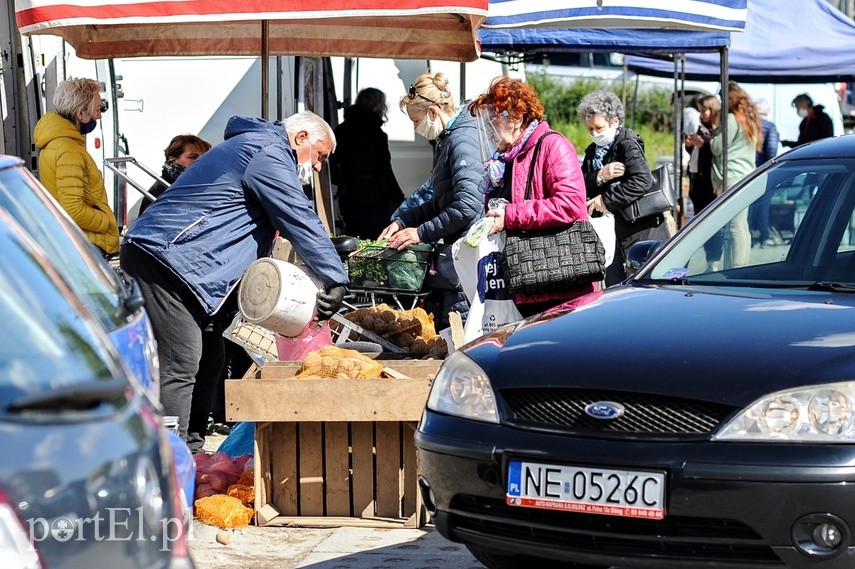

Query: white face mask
590 126 618 147
797 108 809 119
298 141 313 185
415 113 443 140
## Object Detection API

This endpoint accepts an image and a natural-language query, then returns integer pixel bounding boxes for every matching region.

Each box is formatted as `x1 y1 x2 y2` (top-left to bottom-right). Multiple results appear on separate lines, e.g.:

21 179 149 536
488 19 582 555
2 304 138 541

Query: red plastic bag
275 320 332 361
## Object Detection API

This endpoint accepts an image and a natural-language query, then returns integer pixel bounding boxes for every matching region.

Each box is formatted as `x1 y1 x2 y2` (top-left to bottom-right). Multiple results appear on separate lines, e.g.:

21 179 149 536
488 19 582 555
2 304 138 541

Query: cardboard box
224 360 440 528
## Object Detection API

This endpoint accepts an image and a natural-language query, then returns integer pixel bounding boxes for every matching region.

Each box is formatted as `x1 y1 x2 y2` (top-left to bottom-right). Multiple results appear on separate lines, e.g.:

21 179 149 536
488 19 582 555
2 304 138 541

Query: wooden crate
224 360 440 528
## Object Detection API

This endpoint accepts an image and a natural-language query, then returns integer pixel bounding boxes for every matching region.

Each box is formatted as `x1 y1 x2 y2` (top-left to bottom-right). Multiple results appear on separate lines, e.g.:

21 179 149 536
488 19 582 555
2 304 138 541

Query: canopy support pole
673 55 684 227
720 46 729 191
261 20 270 120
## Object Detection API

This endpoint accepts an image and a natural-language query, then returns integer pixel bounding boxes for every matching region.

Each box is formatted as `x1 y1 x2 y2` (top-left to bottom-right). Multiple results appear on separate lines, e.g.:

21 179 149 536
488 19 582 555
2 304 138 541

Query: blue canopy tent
483 0 747 32
624 0 855 83
479 27 729 55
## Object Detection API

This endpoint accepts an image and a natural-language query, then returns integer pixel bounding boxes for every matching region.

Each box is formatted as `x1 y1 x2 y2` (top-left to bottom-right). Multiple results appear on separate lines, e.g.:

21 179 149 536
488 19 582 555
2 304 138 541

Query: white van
739 83 845 150
93 54 516 226
332 57 523 193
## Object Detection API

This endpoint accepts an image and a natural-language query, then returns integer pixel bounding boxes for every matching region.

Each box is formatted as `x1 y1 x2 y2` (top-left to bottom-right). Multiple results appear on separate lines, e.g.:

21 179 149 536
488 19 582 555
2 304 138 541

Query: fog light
792 513 850 559
814 523 843 548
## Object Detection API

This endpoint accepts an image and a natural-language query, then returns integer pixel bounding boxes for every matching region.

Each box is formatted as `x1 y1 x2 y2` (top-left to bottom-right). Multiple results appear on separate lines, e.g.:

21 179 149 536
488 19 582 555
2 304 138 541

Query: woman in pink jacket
469 78 600 317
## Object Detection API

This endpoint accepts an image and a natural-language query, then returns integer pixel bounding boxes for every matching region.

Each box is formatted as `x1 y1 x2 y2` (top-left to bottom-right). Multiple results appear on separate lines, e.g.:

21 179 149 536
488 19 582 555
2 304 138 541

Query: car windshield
640 158 855 288
0 215 119 408
0 166 127 329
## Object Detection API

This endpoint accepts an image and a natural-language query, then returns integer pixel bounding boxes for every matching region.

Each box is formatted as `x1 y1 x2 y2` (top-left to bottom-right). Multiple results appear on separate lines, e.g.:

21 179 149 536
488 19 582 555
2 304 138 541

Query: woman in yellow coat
34 78 119 257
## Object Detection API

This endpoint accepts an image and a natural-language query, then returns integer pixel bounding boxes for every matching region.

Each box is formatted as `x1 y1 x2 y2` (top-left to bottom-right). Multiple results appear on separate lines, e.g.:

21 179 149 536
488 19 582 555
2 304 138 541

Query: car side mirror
117 270 146 317
626 240 664 276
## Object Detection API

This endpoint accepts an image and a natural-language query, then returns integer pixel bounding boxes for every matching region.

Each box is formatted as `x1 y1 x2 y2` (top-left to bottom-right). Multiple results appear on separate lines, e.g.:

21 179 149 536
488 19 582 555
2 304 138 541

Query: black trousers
120 244 225 453
608 213 671 286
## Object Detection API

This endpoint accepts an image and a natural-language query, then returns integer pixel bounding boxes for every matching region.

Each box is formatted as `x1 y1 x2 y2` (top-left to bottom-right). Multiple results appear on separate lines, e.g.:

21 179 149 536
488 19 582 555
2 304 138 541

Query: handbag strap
523 130 561 202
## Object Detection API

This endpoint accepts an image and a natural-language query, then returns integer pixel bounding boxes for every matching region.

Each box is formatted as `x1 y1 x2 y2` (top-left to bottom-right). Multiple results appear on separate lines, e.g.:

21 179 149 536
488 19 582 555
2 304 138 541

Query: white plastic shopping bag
589 211 616 268
452 227 523 343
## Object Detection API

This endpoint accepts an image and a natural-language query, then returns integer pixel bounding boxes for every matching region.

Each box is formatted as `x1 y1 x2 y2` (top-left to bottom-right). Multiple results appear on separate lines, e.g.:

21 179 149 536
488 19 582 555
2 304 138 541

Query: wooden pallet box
224 360 440 528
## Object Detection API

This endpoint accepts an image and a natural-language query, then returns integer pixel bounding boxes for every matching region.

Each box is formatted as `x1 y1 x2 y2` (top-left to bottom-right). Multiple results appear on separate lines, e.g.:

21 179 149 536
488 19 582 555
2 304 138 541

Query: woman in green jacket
704 82 763 269
34 78 119 257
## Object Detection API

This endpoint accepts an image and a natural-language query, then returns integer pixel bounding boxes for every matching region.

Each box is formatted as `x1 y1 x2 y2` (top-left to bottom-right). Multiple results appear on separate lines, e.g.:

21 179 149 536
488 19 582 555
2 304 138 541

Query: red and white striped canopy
15 1 488 62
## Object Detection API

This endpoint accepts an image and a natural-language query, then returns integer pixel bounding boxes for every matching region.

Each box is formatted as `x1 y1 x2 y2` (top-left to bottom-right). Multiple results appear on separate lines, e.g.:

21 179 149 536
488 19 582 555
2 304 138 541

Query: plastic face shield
473 105 510 163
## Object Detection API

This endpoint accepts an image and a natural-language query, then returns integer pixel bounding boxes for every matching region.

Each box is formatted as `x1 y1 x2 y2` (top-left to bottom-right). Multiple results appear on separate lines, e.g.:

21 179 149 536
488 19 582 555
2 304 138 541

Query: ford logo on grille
584 401 625 420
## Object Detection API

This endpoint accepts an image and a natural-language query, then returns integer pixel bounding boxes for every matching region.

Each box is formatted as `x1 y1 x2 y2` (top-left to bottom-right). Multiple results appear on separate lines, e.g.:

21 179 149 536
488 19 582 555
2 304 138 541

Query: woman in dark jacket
378 72 485 326
330 87 404 239
579 90 671 286
138 134 211 216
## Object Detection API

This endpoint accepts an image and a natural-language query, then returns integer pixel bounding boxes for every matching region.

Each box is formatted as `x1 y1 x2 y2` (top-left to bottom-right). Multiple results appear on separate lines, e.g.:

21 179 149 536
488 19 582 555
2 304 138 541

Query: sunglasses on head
408 84 441 107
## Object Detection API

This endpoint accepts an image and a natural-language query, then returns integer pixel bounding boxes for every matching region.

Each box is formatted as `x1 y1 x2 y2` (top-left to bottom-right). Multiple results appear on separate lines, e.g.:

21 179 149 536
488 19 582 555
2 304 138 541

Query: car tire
466 545 608 569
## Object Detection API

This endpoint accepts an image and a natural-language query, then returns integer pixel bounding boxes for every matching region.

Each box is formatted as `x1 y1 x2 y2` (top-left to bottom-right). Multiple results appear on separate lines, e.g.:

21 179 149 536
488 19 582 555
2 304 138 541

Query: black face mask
79 118 98 135
162 160 186 183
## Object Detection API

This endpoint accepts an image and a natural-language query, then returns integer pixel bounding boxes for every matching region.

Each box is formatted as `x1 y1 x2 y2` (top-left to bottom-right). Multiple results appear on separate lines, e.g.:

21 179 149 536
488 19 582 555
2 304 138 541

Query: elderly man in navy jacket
121 111 348 451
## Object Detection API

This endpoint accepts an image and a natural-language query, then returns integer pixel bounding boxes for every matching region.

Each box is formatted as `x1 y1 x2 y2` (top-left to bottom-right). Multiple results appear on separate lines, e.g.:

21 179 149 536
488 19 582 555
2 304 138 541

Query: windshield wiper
807 282 855 292
6 379 127 413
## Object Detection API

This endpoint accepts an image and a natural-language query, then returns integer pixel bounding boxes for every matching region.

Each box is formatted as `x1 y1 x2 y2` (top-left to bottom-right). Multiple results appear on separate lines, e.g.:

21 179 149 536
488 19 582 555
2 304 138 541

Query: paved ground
189 433 483 569
190 524 482 569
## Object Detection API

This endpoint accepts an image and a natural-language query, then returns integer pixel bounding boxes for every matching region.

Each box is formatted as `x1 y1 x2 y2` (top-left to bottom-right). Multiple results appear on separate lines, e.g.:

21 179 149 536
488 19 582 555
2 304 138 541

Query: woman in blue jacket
379 72 485 327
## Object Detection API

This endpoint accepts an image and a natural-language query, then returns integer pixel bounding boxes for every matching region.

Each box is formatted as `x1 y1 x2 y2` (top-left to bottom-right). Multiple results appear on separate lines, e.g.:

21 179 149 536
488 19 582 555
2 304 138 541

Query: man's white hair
284 111 336 151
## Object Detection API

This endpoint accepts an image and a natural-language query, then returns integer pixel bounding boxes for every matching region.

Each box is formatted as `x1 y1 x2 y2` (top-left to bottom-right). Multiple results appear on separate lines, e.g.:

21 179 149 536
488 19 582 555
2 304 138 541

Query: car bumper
416 412 855 569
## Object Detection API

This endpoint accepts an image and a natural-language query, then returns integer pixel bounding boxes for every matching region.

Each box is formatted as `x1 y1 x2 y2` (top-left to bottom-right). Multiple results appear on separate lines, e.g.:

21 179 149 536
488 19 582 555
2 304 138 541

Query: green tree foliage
526 70 677 167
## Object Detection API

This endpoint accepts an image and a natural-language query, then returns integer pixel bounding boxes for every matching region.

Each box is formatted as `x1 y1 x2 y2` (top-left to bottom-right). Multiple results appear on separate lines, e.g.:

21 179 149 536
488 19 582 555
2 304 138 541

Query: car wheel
466 545 608 569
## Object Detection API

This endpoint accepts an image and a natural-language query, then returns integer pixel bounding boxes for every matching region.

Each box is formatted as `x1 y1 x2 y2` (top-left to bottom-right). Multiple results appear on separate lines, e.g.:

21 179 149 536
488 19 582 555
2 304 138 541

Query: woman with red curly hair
469 77 599 317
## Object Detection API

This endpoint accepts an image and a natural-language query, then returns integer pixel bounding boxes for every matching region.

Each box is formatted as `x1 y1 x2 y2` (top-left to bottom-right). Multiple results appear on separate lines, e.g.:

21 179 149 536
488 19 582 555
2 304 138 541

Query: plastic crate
223 314 278 365
347 243 432 292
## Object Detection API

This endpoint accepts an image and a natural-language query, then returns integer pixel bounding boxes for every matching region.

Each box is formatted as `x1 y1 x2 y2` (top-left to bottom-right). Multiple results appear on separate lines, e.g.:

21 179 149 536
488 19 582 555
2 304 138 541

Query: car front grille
449 496 783 565
500 388 737 438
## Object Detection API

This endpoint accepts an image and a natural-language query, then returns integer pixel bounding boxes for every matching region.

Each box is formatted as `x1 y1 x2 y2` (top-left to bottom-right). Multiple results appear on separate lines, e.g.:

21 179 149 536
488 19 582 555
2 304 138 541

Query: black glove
316 284 347 320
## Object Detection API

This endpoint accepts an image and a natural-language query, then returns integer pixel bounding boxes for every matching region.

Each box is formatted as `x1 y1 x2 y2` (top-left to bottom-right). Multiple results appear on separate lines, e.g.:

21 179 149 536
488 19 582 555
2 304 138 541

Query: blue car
0 155 195 512
0 209 194 569
417 135 855 569
0 155 158 392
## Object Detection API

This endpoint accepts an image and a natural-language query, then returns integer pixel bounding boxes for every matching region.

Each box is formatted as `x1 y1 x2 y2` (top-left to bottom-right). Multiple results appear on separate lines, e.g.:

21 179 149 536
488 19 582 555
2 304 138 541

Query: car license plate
506 460 666 520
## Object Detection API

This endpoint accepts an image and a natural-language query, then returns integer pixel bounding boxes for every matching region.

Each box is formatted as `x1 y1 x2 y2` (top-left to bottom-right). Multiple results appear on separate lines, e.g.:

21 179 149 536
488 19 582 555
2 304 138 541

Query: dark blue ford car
417 135 855 569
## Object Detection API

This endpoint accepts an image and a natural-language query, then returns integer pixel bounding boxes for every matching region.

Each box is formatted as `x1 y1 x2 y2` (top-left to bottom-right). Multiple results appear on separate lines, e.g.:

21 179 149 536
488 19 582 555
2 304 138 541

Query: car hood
464 284 855 407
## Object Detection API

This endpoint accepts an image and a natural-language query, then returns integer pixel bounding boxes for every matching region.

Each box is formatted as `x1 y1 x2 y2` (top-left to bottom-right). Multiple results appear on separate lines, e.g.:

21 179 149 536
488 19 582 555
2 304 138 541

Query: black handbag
502 132 607 296
619 162 676 223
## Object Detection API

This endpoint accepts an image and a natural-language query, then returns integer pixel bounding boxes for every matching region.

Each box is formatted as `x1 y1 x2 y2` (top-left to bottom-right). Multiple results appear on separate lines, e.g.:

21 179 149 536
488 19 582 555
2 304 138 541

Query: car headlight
426 350 498 423
714 381 855 442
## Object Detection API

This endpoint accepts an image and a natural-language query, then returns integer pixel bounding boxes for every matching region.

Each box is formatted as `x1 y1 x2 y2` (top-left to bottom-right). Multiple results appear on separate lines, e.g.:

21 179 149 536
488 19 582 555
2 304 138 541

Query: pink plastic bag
275 320 333 361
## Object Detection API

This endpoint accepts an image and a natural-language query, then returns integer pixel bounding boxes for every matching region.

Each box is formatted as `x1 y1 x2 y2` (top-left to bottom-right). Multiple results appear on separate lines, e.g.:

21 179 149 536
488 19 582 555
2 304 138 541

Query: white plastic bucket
238 258 323 338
